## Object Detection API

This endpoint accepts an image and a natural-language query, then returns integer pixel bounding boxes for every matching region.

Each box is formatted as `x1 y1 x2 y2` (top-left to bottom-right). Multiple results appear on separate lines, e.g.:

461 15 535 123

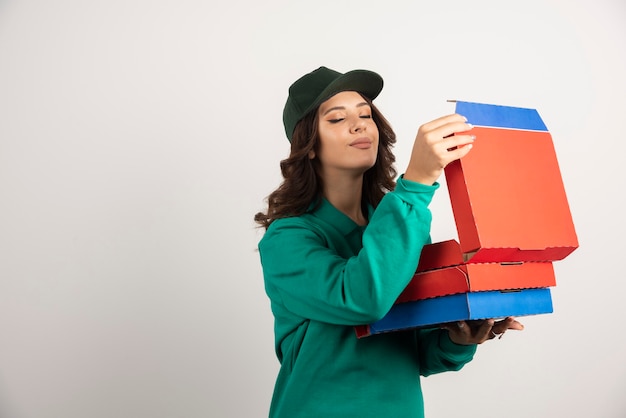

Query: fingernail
467 123 474 129
470 135 476 141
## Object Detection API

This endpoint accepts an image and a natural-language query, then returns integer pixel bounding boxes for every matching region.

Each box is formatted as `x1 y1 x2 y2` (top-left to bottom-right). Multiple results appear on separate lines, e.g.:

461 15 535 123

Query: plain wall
0 0 625 417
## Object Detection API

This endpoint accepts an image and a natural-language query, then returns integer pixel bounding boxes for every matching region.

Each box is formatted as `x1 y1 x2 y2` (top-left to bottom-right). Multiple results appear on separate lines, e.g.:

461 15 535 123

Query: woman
255 66 522 418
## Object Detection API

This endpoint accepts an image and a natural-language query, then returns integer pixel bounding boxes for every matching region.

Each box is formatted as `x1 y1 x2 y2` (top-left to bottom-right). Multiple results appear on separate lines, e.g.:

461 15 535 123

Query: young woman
255 66 523 418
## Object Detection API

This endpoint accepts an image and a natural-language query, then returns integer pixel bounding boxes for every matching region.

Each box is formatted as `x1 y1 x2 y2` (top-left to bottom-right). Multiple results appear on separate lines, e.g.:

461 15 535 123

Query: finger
492 317 524 334
453 320 472 343
506 316 525 330
440 320 466 331
443 141 473 164
456 320 469 331
442 133 476 151
509 320 524 330
427 121 473 143
421 113 468 132
474 319 496 342
466 319 487 329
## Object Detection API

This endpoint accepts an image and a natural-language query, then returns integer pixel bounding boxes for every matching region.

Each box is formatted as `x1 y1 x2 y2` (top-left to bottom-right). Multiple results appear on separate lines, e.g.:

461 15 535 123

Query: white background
1 0 625 417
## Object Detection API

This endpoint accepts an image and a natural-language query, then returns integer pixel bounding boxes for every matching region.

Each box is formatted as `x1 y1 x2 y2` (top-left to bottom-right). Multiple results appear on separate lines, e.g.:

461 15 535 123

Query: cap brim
303 69 384 117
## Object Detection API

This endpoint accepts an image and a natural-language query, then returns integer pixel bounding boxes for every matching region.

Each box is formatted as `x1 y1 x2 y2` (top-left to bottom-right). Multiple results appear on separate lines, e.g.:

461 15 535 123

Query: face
314 91 380 178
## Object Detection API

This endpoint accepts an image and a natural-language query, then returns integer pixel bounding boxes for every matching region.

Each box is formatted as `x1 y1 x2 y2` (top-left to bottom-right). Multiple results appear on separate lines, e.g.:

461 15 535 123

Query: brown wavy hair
254 96 397 229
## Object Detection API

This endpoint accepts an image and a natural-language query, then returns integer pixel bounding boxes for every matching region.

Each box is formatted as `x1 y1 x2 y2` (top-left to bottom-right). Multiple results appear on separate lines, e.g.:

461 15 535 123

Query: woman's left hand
441 317 524 345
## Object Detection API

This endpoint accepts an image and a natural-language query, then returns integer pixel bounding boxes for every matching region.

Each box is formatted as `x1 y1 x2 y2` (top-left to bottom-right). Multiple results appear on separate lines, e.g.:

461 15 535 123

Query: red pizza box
445 101 579 263
397 240 556 303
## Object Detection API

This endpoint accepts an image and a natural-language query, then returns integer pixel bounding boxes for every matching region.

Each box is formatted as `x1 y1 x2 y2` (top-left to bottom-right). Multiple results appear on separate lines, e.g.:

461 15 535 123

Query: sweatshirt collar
310 198 372 236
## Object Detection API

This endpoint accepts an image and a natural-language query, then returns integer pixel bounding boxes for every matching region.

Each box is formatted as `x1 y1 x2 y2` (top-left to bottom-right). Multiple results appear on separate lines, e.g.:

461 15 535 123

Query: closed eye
327 114 371 123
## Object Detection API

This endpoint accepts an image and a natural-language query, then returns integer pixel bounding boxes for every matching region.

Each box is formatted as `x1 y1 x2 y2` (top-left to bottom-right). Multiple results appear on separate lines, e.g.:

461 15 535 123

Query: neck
321 170 367 226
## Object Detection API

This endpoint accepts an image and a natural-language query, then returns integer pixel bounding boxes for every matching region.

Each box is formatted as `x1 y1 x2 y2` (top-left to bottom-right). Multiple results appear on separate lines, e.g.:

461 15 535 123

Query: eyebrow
322 102 370 116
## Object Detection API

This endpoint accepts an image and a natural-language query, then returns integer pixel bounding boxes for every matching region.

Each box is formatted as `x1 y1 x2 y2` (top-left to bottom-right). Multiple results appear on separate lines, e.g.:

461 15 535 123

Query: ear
308 150 316 159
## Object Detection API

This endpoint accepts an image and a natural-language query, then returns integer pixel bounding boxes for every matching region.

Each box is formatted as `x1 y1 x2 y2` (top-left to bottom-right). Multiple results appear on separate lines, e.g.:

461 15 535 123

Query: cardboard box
354 101 576 338
397 240 556 303
355 288 553 338
446 101 579 263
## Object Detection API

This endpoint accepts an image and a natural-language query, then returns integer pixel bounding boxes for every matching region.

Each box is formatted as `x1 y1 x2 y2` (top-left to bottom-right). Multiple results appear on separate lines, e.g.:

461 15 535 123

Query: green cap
282 66 384 141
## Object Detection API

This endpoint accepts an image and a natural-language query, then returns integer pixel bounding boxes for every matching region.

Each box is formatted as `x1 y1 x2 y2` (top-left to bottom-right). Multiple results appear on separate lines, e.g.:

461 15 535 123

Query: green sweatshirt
258 176 476 418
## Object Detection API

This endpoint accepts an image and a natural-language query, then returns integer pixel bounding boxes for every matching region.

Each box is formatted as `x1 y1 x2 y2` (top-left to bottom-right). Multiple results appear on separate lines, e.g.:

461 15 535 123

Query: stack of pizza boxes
356 101 578 337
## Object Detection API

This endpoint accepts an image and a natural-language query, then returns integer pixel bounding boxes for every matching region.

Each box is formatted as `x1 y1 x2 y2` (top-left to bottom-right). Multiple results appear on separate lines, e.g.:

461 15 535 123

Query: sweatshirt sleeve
259 176 438 326
416 328 477 377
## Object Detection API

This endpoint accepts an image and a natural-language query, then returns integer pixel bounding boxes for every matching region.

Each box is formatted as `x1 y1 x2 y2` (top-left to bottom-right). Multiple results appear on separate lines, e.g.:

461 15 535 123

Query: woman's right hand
403 114 475 185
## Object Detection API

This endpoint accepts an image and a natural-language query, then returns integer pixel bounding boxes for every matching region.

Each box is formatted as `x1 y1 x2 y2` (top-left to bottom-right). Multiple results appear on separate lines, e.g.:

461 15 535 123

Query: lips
349 138 372 149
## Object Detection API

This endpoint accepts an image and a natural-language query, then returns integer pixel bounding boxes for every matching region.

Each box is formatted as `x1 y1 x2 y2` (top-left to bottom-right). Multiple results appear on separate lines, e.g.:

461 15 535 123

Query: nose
350 116 366 133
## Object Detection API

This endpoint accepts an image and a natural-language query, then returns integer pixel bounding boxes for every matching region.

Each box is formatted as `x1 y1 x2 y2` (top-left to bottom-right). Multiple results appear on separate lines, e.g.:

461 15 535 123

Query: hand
404 113 475 185
441 317 525 345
